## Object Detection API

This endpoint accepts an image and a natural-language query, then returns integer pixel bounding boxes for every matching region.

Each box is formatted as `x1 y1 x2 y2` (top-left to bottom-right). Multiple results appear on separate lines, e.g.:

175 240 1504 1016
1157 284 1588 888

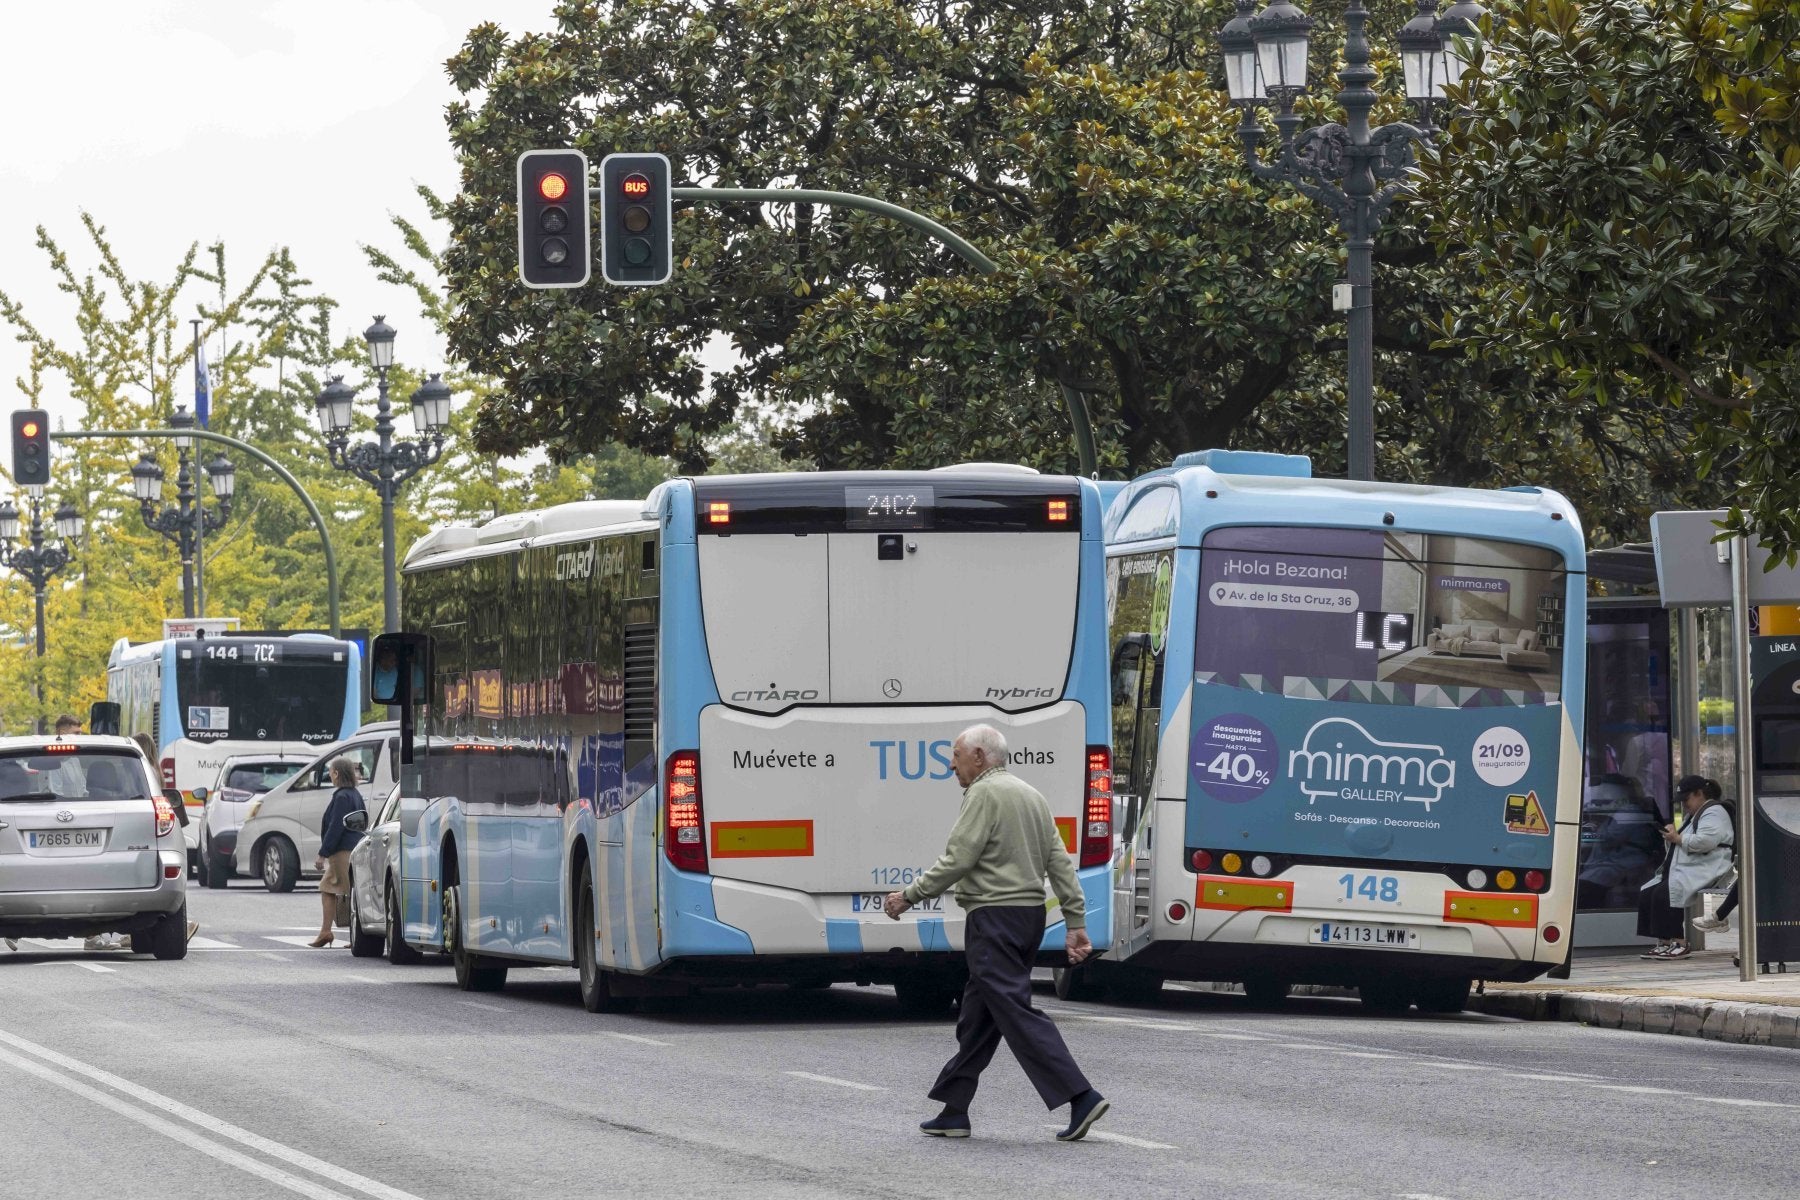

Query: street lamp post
1224 0 1483 480
0 491 85 733
130 406 235 619
316 317 453 634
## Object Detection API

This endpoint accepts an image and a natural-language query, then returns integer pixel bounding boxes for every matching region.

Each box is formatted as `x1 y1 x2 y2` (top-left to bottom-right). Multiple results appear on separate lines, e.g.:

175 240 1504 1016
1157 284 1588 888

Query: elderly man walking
884 723 1109 1142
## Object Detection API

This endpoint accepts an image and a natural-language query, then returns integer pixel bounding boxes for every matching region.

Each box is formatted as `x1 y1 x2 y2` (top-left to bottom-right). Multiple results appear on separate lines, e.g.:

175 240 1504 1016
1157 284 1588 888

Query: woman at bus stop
1637 776 1734 959
310 757 366 948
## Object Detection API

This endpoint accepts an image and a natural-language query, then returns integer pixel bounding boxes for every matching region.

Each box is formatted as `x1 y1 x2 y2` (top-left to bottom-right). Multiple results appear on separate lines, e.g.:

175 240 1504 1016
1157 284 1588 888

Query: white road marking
1041 1125 1175 1150
259 953 287 963
606 1032 672 1047
40 961 116 974
1412 1062 1488 1071
1333 1051 1400 1059
1275 1043 1335 1051
1691 1096 1795 1109
1589 1085 1682 1095
458 1000 506 1013
344 974 390 984
785 1071 885 1091
1396 1193 1459 1200
265 935 340 948
0 1028 425 1200
1508 1073 1591 1083
186 936 237 950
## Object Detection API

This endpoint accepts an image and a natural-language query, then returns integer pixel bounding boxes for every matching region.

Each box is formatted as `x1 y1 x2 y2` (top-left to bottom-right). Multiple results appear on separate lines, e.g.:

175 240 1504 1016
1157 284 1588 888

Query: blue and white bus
107 633 363 870
1064 450 1585 1012
391 468 1114 1011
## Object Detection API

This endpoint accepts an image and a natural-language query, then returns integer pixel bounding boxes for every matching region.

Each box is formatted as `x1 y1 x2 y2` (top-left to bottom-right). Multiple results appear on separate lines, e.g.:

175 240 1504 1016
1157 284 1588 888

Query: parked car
194 754 309 889
0 735 190 958
232 722 400 893
345 784 422 963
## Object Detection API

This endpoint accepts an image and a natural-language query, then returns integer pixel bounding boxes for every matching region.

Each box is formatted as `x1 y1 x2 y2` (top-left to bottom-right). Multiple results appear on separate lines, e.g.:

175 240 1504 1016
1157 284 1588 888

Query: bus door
1107 548 1172 956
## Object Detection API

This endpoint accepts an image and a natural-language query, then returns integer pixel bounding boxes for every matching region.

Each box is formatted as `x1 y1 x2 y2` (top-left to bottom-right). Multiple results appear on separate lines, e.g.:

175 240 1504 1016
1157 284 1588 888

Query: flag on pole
195 341 211 428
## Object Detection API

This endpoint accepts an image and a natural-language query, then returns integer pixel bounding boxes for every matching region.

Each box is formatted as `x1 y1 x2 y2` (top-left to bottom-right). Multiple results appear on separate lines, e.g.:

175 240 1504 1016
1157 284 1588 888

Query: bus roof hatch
1172 449 1312 478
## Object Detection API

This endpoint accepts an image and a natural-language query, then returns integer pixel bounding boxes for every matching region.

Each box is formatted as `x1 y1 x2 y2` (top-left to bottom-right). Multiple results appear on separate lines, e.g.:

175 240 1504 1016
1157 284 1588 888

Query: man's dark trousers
929 904 1090 1110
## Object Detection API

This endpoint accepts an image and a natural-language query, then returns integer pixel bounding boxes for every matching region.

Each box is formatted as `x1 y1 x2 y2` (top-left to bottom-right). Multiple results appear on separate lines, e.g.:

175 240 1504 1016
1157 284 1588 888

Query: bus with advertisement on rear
388 467 1114 1012
1060 449 1585 1013
107 631 363 876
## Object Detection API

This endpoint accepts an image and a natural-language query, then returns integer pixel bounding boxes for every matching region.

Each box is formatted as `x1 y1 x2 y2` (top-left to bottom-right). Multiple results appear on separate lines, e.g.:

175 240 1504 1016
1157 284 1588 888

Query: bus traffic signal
600 153 673 286
11 409 50 487
516 149 591 289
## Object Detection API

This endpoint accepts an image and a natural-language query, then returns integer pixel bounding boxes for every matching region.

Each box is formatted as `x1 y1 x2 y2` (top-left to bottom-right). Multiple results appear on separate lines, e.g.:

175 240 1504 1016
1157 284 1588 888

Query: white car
232 723 400 892
194 754 308 889
345 784 423 963
0 736 190 958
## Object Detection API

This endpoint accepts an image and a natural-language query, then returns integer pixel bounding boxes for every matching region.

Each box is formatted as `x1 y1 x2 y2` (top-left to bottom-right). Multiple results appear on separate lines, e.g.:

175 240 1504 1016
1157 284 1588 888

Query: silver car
345 784 422 963
194 754 308 890
233 724 400 892
0 736 190 958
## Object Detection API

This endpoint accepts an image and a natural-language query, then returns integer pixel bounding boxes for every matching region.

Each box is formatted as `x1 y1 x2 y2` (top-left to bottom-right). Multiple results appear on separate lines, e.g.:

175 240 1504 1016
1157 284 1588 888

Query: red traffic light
538 172 569 202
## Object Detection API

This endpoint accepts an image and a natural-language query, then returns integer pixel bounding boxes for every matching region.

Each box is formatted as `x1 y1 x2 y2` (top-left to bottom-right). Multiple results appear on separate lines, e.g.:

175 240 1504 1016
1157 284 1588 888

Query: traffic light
516 149 591 289
11 409 49 487
600 153 673 286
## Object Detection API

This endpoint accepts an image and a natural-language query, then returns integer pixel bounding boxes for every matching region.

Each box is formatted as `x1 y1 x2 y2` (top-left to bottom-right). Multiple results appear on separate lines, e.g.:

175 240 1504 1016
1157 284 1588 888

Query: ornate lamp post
1224 0 1483 480
0 491 85 733
316 317 453 634
130 405 235 619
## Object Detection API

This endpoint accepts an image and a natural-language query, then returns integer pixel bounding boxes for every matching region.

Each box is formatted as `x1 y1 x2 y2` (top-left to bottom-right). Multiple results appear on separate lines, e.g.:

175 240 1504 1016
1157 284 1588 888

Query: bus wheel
1413 977 1472 1014
1242 976 1291 1007
1358 979 1412 1015
893 976 959 1017
1053 965 1104 1002
385 882 422 965
260 837 298 893
447 884 507 993
576 877 635 1013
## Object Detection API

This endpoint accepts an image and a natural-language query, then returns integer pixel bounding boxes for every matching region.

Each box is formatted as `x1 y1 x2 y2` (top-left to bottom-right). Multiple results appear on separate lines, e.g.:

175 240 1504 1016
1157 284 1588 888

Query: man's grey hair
958 724 1009 764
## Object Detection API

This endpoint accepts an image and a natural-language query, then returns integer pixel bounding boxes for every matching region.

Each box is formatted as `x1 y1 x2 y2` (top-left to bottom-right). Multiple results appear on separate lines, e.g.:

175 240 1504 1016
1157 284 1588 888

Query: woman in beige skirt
311 756 366 948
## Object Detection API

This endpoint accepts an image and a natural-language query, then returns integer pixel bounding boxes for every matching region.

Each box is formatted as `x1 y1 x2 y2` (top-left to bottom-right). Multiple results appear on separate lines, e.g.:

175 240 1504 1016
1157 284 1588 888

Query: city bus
1065 449 1585 1012
107 632 363 873
390 468 1114 1011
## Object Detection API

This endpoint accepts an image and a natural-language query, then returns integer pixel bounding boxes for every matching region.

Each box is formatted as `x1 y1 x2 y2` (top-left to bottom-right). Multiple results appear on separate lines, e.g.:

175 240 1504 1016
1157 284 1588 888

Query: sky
0 0 562 434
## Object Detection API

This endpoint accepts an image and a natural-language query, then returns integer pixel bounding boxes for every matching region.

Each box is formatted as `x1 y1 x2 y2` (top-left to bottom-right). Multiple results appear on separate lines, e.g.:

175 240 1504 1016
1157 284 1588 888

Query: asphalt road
2 883 1796 1200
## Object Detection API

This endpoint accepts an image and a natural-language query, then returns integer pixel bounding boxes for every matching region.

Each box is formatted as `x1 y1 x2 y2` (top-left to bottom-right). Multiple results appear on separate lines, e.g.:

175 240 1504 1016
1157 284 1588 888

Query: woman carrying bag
310 757 366 949
1637 775 1734 960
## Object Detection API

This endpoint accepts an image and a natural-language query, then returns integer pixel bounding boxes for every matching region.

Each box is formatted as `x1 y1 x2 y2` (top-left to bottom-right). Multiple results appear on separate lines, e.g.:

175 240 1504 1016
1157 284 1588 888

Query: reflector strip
1443 890 1538 928
711 820 814 858
1194 875 1293 912
1055 816 1076 854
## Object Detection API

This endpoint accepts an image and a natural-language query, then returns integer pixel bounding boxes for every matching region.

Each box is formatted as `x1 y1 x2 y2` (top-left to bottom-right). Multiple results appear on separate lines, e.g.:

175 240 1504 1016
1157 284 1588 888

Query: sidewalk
1469 944 1800 1048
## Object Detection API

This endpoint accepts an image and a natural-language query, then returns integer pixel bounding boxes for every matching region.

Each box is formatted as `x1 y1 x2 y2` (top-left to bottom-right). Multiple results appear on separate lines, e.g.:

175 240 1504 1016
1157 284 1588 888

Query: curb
1469 988 1800 1048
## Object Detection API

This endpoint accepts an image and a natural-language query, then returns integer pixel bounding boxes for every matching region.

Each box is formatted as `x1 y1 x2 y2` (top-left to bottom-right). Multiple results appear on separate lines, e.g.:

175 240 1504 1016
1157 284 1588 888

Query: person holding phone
884 723 1109 1143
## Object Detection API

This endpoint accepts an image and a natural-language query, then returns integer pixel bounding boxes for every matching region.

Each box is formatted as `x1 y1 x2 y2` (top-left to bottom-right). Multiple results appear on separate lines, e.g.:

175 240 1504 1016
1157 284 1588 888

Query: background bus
393 468 1114 1012
107 632 363 873
1064 449 1586 1013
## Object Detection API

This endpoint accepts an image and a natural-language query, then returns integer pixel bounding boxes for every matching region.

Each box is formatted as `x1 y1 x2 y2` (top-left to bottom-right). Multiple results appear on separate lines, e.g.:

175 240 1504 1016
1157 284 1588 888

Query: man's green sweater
902 766 1087 930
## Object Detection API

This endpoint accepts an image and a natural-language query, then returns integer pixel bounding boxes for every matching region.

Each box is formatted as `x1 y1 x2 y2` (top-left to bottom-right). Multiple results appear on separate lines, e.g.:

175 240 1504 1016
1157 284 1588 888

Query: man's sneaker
1056 1090 1110 1142
919 1113 971 1138
1692 915 1729 932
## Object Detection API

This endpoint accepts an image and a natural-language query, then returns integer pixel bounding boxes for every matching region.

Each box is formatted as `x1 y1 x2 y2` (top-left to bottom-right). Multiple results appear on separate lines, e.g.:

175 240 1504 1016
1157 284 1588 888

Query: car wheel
129 932 151 955
260 837 299 893
576 875 634 1013
205 848 232 889
194 846 209 888
385 881 422 965
348 892 384 958
447 883 506 993
149 903 188 960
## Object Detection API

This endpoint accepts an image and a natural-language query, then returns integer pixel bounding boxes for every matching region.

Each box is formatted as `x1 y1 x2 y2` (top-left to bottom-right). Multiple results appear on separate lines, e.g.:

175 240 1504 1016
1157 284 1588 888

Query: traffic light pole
51 428 341 637
671 187 1099 478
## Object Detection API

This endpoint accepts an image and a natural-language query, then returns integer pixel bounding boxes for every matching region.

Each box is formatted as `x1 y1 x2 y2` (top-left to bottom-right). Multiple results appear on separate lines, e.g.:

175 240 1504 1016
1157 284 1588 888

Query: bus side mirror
369 632 433 706
88 701 122 737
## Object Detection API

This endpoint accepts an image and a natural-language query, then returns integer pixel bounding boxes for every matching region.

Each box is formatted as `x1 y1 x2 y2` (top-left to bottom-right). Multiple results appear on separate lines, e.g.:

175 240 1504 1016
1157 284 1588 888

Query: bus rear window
1196 527 1567 702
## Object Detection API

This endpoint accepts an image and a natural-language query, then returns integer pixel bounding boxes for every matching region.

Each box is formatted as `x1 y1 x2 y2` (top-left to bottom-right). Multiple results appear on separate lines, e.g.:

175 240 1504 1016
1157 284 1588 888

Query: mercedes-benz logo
882 678 903 699
56 810 74 823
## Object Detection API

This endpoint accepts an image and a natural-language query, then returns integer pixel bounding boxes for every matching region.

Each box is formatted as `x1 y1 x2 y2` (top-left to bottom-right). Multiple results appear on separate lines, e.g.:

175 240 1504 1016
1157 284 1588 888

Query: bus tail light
1543 924 1561 943
1166 901 1189 922
664 751 707 873
161 756 177 789
1524 870 1546 892
1079 747 1111 868
153 795 177 837
1191 849 1212 872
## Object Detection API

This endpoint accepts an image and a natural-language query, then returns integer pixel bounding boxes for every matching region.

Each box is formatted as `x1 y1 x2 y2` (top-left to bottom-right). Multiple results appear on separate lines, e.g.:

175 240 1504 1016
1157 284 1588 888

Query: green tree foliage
437 0 1719 546
1419 0 1797 559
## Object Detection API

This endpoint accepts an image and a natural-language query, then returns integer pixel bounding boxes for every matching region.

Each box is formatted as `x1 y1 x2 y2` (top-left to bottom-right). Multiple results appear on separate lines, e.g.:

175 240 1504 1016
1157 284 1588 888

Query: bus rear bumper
1110 938 1556 986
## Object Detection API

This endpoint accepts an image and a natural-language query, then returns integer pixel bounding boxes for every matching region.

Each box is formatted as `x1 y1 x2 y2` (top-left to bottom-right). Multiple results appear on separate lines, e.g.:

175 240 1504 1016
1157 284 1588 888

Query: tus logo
1287 717 1456 809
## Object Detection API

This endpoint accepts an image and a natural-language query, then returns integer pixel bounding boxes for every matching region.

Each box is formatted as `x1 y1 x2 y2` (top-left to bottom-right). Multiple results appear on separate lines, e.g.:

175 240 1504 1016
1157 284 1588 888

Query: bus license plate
28 829 104 850
850 893 945 915
1310 922 1419 949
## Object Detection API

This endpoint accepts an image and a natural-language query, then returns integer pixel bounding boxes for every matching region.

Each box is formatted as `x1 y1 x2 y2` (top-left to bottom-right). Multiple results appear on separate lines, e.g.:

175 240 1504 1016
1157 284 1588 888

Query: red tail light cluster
1080 746 1112 868
664 750 707 873
153 795 177 837
160 756 177 789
